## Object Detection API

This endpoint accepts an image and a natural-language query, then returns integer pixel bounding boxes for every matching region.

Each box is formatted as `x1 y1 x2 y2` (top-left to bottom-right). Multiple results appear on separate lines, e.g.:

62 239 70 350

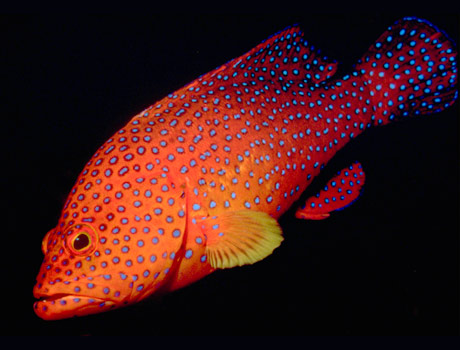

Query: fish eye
66 224 98 255
72 232 91 251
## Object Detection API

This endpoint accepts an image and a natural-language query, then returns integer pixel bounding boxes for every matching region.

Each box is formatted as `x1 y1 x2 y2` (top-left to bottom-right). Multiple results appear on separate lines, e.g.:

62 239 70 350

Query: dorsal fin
193 25 339 88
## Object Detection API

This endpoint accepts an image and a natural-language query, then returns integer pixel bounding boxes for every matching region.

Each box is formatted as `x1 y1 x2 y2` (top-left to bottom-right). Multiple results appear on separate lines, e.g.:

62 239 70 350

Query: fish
33 17 457 320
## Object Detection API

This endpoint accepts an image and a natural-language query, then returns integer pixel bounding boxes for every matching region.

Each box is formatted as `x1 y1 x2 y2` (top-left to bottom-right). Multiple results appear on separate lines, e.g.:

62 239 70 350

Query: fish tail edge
357 17 458 126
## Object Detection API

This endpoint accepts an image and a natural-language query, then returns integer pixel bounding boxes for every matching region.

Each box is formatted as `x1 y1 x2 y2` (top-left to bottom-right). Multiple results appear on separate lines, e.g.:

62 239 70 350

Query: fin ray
197 210 283 269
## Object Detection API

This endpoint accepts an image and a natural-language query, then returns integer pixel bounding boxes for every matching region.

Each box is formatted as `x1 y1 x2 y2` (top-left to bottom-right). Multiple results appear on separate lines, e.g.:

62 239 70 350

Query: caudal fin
356 17 457 126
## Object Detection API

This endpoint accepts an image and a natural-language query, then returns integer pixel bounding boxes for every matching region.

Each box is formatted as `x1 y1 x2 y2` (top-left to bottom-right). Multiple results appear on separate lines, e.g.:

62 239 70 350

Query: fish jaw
33 273 131 320
34 294 117 320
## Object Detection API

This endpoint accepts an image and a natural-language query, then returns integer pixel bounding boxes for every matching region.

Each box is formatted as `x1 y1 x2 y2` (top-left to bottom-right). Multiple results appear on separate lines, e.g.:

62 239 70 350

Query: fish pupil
73 233 90 251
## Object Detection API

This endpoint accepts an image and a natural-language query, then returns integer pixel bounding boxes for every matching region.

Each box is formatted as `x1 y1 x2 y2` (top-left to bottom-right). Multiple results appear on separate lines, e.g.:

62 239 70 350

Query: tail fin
356 17 457 126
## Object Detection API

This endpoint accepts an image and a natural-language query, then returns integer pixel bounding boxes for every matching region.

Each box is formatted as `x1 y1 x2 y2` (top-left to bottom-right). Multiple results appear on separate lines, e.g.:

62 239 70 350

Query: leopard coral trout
34 17 457 320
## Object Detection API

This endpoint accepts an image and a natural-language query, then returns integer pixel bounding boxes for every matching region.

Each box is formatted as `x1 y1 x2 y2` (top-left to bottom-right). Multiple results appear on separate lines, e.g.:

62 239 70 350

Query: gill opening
156 177 191 294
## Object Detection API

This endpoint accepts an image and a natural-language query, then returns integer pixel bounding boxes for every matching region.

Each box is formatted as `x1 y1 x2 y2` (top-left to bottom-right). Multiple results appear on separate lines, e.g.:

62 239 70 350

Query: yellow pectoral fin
197 210 284 269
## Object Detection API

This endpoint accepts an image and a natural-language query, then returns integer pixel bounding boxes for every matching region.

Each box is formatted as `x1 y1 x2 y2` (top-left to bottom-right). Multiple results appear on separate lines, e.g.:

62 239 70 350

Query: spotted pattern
357 17 458 125
296 162 365 220
34 17 457 320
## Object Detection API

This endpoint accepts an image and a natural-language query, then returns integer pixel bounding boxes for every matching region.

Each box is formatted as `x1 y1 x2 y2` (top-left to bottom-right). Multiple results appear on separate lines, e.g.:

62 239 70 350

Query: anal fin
296 162 366 220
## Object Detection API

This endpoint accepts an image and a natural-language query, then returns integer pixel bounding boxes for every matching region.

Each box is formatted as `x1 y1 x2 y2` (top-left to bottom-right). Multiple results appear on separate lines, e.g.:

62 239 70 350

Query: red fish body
34 17 457 320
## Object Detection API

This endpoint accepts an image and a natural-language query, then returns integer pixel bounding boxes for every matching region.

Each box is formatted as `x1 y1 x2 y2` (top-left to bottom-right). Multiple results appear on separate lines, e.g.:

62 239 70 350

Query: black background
1 13 458 335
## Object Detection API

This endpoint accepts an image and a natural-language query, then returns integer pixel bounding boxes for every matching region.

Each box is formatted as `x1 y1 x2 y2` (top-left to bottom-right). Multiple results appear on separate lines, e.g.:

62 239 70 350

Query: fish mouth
34 293 117 320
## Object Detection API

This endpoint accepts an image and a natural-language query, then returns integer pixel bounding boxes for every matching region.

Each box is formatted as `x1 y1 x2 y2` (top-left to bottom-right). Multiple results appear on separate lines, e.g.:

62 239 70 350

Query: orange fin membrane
296 162 366 220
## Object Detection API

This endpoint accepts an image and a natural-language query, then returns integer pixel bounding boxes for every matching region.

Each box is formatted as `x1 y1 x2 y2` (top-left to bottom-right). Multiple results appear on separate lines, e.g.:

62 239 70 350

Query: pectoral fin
196 210 283 269
296 162 365 220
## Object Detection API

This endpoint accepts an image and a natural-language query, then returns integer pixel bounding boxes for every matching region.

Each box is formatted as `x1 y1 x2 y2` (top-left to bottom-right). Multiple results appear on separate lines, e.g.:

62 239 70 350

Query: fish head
33 223 124 319
33 161 187 320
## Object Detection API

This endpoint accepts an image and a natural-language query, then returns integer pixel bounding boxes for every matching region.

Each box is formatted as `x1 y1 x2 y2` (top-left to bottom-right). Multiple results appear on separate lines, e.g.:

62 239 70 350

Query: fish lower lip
34 294 116 320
